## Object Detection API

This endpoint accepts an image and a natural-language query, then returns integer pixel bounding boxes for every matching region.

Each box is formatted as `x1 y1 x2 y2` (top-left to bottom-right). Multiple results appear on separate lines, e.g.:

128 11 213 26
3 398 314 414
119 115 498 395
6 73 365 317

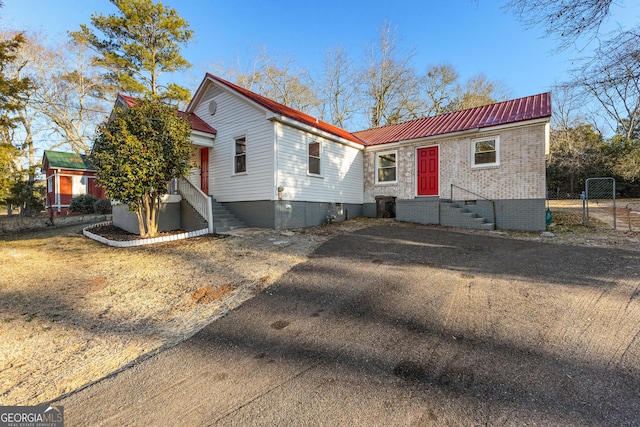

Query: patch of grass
549 210 608 232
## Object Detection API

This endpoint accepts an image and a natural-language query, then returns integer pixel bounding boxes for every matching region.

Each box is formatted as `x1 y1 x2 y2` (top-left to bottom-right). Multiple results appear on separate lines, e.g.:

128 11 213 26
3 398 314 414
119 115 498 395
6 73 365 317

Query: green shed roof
43 150 95 171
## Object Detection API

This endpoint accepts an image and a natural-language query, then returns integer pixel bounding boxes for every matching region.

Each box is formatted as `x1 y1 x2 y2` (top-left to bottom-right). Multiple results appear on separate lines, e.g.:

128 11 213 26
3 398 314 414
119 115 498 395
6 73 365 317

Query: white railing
177 177 214 233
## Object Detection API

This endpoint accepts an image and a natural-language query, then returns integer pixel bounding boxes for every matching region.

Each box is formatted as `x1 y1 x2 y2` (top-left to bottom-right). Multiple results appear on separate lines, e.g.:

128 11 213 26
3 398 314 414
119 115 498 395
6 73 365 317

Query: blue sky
2 0 639 114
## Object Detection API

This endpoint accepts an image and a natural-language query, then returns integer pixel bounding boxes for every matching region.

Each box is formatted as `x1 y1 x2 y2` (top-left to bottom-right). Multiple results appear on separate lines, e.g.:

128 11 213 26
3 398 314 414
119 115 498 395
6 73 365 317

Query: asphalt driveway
57 225 640 426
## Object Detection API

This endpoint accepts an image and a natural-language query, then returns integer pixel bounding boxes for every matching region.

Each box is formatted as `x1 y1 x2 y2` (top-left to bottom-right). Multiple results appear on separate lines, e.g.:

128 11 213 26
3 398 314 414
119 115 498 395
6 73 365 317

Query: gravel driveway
57 225 640 426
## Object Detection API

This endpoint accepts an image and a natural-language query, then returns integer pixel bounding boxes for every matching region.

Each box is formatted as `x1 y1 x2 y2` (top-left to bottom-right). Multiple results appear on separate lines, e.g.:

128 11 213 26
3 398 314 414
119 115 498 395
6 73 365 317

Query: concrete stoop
180 198 246 234
211 200 245 233
440 201 495 230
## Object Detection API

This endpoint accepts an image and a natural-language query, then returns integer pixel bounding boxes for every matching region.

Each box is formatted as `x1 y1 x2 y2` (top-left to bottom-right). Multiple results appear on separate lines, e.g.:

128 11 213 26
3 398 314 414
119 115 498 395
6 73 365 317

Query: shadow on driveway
58 225 640 426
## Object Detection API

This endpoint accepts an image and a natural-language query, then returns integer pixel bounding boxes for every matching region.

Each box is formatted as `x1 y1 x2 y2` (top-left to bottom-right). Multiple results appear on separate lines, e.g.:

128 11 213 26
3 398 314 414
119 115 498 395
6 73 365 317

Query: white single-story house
112 73 551 233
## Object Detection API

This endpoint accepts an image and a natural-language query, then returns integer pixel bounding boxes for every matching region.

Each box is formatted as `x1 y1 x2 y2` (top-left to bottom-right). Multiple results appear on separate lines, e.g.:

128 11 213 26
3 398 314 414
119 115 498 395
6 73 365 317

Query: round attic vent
208 100 217 115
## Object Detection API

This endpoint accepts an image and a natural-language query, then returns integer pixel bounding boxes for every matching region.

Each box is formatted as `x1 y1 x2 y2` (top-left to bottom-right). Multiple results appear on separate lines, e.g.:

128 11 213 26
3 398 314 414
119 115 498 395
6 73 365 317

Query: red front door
417 146 438 196
200 148 209 194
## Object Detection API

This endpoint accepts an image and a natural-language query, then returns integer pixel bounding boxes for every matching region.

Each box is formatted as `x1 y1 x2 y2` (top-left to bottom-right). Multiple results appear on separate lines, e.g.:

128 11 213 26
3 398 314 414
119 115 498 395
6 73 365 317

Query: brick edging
83 221 209 248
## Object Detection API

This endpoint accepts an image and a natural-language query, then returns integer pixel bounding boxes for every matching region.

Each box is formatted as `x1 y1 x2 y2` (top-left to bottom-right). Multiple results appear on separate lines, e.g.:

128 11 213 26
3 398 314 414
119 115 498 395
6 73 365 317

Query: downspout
274 121 280 229
55 169 60 213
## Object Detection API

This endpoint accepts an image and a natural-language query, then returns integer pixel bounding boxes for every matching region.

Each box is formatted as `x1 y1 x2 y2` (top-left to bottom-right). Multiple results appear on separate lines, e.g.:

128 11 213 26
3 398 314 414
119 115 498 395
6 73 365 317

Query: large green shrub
69 194 98 214
91 99 192 237
93 198 112 214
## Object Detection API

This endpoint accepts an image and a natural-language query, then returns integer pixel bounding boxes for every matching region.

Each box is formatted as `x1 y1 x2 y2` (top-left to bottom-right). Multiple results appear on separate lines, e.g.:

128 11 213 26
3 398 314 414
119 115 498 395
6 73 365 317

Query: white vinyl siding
193 85 274 202
276 123 363 204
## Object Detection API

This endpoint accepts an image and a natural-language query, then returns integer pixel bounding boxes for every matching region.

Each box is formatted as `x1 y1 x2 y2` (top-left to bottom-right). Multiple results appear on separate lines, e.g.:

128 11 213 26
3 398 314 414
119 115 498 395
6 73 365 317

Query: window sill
375 181 398 185
232 172 248 177
307 173 324 178
471 164 500 170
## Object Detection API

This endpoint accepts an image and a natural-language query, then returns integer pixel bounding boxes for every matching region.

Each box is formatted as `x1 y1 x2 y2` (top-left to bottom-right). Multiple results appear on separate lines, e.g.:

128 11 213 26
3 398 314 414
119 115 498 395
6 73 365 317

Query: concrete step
440 201 494 230
210 200 246 233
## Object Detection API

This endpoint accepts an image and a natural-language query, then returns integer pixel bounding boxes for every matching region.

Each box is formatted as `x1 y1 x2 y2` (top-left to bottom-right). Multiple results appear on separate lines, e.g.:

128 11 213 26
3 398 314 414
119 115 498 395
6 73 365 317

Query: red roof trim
353 93 551 146
115 94 217 136
205 73 364 146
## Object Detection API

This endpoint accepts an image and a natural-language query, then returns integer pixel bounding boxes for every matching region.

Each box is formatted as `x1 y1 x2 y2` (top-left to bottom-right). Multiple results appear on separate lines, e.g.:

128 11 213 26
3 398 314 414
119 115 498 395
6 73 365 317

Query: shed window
72 175 87 196
472 137 499 167
308 140 321 175
234 136 246 173
376 151 397 183
47 176 53 193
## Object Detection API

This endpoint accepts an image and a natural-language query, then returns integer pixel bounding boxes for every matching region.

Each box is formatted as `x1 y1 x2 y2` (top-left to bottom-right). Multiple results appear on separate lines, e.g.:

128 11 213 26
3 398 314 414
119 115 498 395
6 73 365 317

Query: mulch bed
87 224 188 241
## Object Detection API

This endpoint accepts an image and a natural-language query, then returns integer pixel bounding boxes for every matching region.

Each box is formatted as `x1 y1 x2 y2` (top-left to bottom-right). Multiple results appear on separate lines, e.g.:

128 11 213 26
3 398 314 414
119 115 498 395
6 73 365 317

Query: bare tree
362 22 420 127
506 0 615 49
320 47 360 128
23 36 113 153
568 30 640 139
454 73 512 111
228 48 321 116
421 64 459 116
420 64 511 116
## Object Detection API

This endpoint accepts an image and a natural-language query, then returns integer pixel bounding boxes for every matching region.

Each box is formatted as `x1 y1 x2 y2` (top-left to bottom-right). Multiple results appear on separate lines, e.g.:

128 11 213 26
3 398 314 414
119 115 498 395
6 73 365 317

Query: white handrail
177 177 214 233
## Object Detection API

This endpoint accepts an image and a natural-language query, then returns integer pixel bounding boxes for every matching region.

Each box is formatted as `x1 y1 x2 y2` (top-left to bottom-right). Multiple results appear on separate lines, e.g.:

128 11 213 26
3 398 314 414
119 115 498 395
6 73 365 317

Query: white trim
544 122 551 155
55 169 60 212
374 150 398 185
471 136 500 168
415 144 440 197
190 133 215 148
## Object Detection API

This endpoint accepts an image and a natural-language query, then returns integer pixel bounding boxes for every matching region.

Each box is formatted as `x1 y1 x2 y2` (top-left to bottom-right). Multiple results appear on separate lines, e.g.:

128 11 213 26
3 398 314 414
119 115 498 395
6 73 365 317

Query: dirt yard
1 217 638 406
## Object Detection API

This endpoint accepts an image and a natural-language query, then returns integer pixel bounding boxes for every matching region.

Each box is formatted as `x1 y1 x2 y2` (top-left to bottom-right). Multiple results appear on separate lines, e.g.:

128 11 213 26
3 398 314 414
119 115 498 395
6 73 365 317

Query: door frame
200 147 209 194
415 144 440 197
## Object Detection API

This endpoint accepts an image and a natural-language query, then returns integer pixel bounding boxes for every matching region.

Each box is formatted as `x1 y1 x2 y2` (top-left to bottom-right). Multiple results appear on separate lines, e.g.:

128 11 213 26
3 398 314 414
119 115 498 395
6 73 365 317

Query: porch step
440 201 495 230
211 200 245 233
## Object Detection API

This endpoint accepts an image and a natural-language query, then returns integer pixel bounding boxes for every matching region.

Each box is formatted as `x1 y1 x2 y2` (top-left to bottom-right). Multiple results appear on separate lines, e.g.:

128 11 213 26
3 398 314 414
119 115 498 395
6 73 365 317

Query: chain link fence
547 178 640 232
585 178 616 229
622 201 640 232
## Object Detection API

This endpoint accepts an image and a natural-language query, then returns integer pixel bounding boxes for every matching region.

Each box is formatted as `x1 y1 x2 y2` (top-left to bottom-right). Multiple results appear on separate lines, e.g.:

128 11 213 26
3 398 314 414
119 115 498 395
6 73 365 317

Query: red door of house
417 146 439 196
200 148 209 194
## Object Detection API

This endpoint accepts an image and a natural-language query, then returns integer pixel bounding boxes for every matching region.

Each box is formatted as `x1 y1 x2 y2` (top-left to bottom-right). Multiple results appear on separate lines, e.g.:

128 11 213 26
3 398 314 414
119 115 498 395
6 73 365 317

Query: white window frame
307 139 322 176
233 135 247 174
471 136 500 168
47 176 53 193
375 150 398 184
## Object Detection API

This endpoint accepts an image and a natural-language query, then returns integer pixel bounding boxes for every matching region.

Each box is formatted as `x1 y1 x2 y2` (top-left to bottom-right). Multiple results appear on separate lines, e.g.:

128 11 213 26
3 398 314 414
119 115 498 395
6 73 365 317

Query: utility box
375 196 396 218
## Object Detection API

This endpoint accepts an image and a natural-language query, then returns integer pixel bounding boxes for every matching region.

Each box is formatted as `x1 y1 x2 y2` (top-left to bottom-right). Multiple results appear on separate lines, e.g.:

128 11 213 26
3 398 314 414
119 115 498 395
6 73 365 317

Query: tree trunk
136 192 160 238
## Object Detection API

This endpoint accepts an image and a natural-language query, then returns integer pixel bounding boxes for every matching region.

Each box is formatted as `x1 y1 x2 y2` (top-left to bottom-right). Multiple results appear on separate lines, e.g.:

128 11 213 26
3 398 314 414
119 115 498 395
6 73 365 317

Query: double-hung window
234 136 246 173
472 137 499 167
376 151 397 183
308 140 321 175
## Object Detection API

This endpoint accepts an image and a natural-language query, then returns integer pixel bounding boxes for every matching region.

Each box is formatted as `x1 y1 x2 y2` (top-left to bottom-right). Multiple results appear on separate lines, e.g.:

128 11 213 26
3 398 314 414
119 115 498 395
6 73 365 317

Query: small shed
42 150 106 215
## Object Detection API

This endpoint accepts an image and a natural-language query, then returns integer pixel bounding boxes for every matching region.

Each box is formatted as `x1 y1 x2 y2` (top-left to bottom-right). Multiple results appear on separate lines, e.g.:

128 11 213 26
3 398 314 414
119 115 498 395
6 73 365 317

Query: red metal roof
353 93 551 146
116 94 217 136
205 73 364 146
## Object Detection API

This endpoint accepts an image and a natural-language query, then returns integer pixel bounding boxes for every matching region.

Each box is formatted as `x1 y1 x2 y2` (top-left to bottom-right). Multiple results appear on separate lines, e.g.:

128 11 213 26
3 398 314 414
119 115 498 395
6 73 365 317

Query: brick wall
364 123 547 203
